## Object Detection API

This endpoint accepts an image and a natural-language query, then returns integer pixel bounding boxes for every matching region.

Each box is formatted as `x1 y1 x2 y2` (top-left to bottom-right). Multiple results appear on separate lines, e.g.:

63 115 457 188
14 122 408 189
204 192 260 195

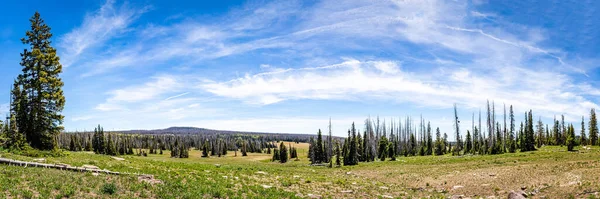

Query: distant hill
116 126 342 142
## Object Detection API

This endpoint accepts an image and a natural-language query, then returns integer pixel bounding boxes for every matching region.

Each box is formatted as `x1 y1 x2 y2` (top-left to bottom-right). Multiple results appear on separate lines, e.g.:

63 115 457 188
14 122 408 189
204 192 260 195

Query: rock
261 185 272 189
379 186 389 190
520 186 526 190
451 195 465 199
452 185 464 190
508 190 527 199
341 190 353 193
138 174 162 184
33 158 45 163
255 171 268 175
111 157 125 161
81 165 99 170
381 195 394 199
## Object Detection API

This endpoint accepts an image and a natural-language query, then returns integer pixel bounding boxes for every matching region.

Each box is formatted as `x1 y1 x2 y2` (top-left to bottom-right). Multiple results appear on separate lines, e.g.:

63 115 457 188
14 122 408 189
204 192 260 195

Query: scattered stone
351 182 357 185
486 196 497 199
111 157 125 161
293 175 300 178
341 190 353 193
235 177 239 180
215 164 221 168
381 195 394 199
452 185 464 190
138 175 162 184
561 181 580 187
451 195 465 199
508 190 526 199
379 186 389 190
222 176 228 179
33 158 45 163
520 186 527 190
489 173 497 177
261 185 272 189
307 193 322 199
82 165 99 170
346 171 352 175
256 171 268 175
481 184 490 187
92 172 99 176
295 193 303 197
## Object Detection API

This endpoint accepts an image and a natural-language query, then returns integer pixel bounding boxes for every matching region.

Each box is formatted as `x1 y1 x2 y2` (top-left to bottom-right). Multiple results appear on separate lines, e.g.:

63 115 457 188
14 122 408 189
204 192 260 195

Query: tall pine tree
17 12 66 150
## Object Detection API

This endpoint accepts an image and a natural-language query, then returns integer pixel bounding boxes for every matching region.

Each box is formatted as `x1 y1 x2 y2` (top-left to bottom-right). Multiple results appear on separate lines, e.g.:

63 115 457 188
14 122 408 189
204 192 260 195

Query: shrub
101 183 117 195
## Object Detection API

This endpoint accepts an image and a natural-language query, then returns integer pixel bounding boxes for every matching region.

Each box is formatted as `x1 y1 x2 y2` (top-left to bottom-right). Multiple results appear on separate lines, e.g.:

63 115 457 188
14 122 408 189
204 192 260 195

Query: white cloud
95 75 182 111
200 58 599 124
59 0 148 68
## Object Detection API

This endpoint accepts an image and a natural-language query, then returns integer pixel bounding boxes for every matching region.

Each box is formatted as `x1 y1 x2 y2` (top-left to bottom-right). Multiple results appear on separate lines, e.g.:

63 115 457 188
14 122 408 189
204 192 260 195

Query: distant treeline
308 101 599 167
56 126 342 159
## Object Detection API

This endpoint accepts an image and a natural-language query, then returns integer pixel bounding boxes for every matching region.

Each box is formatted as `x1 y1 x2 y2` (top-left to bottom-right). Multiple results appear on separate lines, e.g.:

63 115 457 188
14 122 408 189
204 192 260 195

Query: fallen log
0 157 125 175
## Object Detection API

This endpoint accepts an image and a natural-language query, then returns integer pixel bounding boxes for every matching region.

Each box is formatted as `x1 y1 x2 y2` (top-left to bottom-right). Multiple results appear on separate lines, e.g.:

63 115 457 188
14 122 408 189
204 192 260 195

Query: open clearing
1 145 599 198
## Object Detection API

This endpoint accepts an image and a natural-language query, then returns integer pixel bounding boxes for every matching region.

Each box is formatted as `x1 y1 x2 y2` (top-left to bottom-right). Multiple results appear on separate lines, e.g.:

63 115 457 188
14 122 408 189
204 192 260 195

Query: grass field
1 143 599 199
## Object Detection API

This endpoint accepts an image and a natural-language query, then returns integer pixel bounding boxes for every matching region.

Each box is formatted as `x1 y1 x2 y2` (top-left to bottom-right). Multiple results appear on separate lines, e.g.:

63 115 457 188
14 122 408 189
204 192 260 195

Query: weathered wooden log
0 157 127 175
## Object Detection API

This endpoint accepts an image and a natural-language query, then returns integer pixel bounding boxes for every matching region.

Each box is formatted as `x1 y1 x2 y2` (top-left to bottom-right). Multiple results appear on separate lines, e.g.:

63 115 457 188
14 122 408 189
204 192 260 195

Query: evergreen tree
17 12 66 150
171 139 180 158
346 123 359 165
201 140 209 157
241 142 248 156
442 132 448 154
536 118 544 148
69 135 76 151
410 133 417 156
93 125 106 154
316 129 325 163
465 130 472 153
523 110 536 151
434 127 443 155
279 142 288 163
426 122 433 155
590 108 598 146
105 133 117 156
566 124 575 151
85 135 92 151
388 141 396 161
335 141 341 167
581 116 587 146
553 119 560 145
508 105 516 153
378 136 388 161
272 148 280 161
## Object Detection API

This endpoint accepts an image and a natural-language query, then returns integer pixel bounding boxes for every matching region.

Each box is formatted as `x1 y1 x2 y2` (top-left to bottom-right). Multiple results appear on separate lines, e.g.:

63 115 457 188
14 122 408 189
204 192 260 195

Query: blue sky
1 0 599 138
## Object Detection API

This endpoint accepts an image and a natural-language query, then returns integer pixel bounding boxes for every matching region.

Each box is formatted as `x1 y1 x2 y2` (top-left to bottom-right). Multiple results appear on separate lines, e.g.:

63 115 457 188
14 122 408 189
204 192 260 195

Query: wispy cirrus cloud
61 0 600 136
59 0 149 68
